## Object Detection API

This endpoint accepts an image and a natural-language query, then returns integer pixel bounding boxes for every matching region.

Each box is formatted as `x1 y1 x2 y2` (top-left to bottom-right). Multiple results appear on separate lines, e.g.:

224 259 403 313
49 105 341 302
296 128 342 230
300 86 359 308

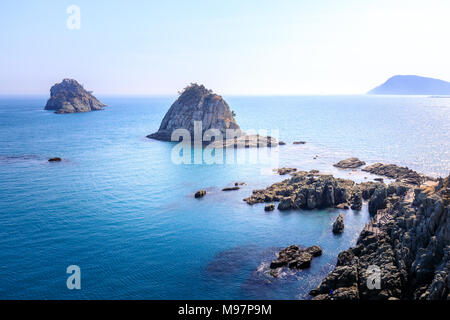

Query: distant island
367 75 450 95
44 79 106 114
148 83 277 147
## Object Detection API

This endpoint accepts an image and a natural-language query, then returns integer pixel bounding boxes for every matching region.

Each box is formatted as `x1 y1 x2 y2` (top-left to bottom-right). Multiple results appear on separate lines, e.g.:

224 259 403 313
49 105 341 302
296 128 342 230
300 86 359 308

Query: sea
0 95 449 299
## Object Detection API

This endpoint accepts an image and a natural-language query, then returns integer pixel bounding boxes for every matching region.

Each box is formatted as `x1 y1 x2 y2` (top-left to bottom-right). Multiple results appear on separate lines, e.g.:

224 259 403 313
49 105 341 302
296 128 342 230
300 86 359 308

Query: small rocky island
44 79 106 114
147 83 277 147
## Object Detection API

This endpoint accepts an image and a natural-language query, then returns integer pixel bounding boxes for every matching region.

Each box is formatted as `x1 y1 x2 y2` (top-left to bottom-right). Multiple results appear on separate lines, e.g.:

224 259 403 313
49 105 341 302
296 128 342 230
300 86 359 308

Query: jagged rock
194 190 206 198
368 186 387 214
264 203 275 211
269 245 322 271
44 79 106 114
351 192 363 210
362 163 430 186
333 213 345 234
310 175 450 300
334 158 366 169
48 157 62 162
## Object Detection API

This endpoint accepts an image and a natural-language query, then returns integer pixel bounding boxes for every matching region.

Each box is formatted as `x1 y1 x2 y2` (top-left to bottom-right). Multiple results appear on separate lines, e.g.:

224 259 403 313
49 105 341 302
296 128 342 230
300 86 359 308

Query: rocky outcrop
274 167 297 175
222 186 240 191
48 157 62 162
310 175 450 300
362 163 430 185
243 171 355 210
270 245 322 272
334 158 366 169
264 204 275 211
147 83 277 147
44 79 106 114
194 190 206 198
333 214 345 234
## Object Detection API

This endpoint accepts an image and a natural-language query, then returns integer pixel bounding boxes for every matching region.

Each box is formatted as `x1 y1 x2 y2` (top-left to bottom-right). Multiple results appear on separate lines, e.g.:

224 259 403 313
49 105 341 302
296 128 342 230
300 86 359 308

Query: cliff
310 175 450 300
368 75 450 95
44 79 106 114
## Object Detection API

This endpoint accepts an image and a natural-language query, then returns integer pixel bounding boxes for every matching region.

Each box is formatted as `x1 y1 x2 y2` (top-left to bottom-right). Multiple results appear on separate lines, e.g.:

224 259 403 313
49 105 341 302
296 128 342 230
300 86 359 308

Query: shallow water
0 95 448 299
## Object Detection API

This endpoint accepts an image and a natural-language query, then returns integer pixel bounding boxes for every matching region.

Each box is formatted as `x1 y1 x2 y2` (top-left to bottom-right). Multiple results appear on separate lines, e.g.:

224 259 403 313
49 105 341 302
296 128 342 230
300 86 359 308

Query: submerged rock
48 157 62 162
334 158 366 169
269 245 322 271
44 79 106 114
222 186 240 191
264 203 275 211
332 213 345 234
293 141 306 145
274 167 297 175
194 190 206 198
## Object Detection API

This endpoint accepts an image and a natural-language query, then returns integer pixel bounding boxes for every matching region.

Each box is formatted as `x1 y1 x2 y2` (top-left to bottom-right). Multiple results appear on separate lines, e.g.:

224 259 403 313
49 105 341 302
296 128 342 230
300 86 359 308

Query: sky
1 0 450 95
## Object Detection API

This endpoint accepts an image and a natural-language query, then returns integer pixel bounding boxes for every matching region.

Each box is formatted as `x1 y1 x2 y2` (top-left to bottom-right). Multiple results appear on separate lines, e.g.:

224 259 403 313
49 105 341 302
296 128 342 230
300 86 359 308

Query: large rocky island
147 83 277 147
44 79 106 114
368 75 450 95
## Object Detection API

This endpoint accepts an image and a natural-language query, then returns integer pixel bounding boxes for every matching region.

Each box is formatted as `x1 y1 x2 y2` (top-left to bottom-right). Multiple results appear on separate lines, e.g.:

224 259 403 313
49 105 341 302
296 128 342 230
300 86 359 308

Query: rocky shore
309 175 449 300
44 79 106 114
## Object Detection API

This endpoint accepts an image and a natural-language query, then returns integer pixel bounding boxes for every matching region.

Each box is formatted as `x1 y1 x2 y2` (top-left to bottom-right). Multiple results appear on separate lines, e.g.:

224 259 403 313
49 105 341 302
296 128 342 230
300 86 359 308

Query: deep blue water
0 95 449 299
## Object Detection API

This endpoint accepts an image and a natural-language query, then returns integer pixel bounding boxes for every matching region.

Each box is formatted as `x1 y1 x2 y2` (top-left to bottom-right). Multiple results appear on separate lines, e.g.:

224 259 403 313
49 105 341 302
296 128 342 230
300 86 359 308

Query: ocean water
0 95 449 299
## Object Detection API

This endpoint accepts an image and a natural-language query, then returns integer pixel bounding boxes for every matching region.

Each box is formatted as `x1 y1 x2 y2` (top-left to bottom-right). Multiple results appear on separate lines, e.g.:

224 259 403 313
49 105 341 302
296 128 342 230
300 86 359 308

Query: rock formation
310 175 450 300
194 190 206 198
147 83 277 147
334 158 366 169
362 163 430 185
332 213 345 234
44 79 106 114
270 245 322 271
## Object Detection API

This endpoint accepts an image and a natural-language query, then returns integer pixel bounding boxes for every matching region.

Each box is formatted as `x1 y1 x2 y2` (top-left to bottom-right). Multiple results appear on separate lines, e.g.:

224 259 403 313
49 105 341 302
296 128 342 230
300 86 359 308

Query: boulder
333 158 366 169
264 203 275 211
194 190 206 198
332 213 345 234
48 157 62 162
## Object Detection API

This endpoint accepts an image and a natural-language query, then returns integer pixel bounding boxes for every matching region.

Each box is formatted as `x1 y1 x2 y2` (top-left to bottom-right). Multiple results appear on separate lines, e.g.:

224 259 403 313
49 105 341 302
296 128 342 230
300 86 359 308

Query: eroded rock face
334 158 366 169
147 83 242 141
44 79 106 114
310 175 450 300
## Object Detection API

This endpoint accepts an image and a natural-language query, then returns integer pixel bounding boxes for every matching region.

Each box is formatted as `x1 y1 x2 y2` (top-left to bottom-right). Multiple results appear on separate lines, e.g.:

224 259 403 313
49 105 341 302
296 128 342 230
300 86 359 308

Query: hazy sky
1 0 450 95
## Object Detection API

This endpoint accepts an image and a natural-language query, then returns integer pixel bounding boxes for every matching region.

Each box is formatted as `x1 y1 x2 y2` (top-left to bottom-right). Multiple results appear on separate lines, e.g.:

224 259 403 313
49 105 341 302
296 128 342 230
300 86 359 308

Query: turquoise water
0 95 449 299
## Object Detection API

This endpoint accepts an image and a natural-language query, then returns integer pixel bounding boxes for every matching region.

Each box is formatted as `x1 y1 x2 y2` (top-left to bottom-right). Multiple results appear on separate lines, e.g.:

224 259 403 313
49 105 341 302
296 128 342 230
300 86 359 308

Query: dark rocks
279 141 286 145
293 141 306 145
350 192 362 210
44 79 106 114
270 245 322 271
368 186 387 214
222 186 240 191
334 158 366 169
194 190 206 198
274 167 297 175
244 170 355 210
264 203 275 211
310 175 450 300
374 178 384 183
362 163 429 185
48 157 62 162
332 213 345 234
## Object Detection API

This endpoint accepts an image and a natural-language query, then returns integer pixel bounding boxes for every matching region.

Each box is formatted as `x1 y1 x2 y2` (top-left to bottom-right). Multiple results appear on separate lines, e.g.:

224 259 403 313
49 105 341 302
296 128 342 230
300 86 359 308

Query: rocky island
44 79 106 114
368 75 450 95
147 83 277 147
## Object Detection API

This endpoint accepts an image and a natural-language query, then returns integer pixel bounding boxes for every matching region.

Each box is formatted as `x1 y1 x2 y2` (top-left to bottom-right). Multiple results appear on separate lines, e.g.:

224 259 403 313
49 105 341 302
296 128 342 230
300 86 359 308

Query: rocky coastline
243 159 448 300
